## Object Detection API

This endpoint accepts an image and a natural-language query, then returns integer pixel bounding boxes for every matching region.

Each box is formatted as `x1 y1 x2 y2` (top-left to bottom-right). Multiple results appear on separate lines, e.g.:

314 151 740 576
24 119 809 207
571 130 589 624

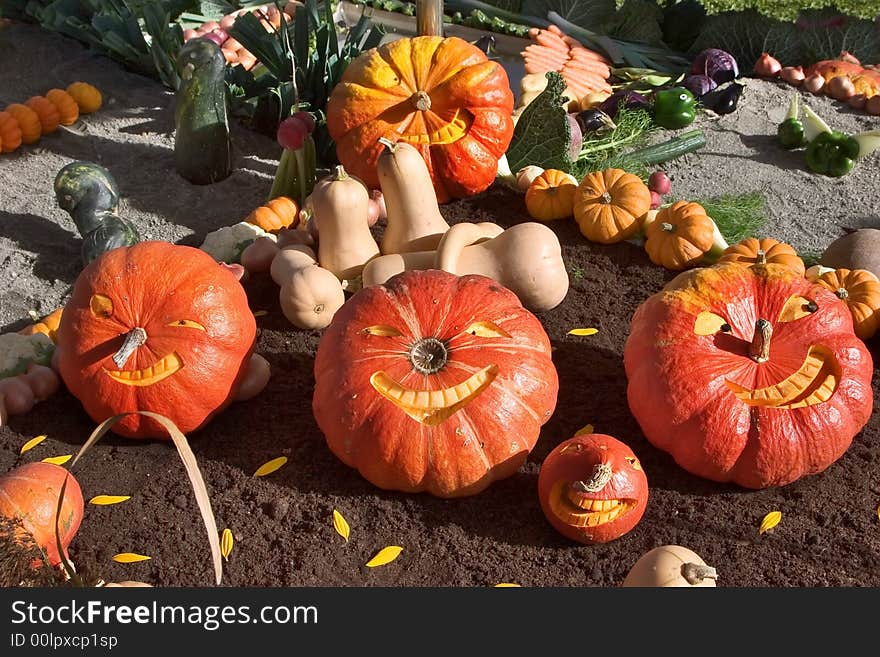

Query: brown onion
827 75 855 100
780 66 805 86
849 93 867 110
803 73 825 94
866 95 880 116
370 189 387 221
753 52 781 77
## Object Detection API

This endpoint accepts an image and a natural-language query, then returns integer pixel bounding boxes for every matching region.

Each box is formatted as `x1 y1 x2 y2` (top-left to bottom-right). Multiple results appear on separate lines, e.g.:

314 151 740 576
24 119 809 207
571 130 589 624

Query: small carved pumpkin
5 103 41 145
66 82 103 113
56 241 257 438
0 110 22 153
538 433 648 545
246 196 299 232
718 237 805 276
525 169 578 221
643 200 714 270
624 263 873 488
45 89 79 126
573 168 651 244
813 268 880 340
25 96 60 134
313 270 559 497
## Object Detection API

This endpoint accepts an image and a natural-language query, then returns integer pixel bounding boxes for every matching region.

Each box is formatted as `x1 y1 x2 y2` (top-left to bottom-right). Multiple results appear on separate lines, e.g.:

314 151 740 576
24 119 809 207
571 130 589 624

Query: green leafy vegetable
574 107 656 177
695 191 768 245
506 72 572 174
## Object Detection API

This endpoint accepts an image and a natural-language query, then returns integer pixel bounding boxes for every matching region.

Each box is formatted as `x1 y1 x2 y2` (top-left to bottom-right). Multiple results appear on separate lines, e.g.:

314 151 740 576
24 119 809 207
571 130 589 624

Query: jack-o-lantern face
56 242 257 439
538 434 648 545
624 263 873 489
313 270 559 498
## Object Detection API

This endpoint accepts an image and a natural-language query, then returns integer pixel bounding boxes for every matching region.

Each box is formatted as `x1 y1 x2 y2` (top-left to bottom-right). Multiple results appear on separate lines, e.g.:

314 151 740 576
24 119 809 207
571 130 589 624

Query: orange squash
525 169 578 221
66 82 102 113
246 196 299 232
19 307 65 343
45 89 79 126
25 96 60 134
813 268 880 340
5 104 41 145
0 110 22 152
717 237 806 276
573 168 651 244
643 201 715 270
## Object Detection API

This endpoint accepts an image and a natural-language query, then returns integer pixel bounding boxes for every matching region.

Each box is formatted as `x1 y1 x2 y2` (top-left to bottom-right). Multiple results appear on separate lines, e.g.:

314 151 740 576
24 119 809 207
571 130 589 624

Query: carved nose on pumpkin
749 318 772 363
572 462 613 493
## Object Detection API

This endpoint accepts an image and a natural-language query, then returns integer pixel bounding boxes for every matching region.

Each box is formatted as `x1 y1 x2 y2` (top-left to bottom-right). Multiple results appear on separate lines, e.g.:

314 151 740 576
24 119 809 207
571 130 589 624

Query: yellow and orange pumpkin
812 268 880 340
246 196 299 232
717 237 806 276
573 168 651 244
643 201 715 270
525 169 578 221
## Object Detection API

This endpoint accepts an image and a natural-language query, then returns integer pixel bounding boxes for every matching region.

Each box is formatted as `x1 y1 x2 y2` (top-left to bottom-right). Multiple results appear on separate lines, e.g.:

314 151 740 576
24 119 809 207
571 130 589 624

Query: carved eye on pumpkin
361 325 402 337
624 455 642 470
694 311 731 335
167 319 206 331
463 321 511 338
778 295 818 323
89 294 113 318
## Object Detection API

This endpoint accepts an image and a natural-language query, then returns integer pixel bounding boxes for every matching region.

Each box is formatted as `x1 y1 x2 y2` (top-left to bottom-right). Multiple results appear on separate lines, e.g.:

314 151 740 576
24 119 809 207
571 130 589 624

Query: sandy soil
2 23 880 587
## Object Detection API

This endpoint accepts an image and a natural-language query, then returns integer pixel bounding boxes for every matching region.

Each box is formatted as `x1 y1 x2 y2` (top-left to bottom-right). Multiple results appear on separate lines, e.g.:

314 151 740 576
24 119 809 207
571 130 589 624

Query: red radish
0 462 84 567
202 31 225 47
293 110 315 134
648 171 671 195
650 190 662 209
212 28 229 42
277 116 308 150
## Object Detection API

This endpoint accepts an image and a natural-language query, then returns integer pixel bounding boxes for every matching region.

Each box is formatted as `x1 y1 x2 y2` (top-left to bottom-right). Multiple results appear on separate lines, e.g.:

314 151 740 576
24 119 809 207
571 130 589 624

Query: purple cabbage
691 48 739 85
598 90 650 118
682 74 718 98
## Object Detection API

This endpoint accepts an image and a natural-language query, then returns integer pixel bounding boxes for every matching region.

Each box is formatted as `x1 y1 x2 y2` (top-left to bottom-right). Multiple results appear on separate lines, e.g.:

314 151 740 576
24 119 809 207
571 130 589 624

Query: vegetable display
538 434 648 545
313 269 558 498
624 263 873 489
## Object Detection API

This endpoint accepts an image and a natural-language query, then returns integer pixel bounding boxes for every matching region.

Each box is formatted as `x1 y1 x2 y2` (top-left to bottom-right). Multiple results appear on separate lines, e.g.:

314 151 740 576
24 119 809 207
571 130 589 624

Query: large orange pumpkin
624 263 873 489
326 36 515 204
313 270 559 497
56 241 257 438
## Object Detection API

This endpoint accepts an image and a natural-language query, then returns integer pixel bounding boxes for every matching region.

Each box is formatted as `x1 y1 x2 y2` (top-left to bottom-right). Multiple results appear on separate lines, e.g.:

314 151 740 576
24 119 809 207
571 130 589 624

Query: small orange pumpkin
5 104 41 145
19 307 65 343
66 82 103 113
573 168 651 244
45 89 79 126
525 169 578 221
246 196 299 232
717 237 806 276
643 201 714 270
25 96 60 134
0 110 23 152
813 268 880 340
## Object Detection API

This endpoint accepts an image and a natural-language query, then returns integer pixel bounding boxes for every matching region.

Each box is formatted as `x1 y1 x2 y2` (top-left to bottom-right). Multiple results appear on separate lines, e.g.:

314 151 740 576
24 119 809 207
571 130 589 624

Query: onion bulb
866 95 880 116
753 52 781 77
780 66 805 86
803 73 825 94
827 75 855 101
516 165 545 192
370 189 387 222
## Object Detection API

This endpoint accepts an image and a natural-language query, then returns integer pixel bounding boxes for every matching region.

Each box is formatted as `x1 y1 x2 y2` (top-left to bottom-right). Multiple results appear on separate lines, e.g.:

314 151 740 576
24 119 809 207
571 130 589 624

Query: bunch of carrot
521 25 613 102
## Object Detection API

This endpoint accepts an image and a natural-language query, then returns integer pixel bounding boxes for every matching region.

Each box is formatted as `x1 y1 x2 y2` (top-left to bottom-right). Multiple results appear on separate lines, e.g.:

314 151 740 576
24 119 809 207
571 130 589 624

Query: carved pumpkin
624 263 873 489
718 237 806 276
56 241 257 438
812 268 880 340
643 200 715 270
313 270 559 497
538 433 648 544
0 462 83 567
326 36 515 204
525 169 578 221
573 168 651 244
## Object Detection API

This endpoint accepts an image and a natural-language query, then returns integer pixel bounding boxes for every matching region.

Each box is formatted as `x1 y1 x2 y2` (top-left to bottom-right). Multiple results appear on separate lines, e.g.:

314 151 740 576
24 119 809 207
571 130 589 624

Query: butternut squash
376 138 450 254
270 244 345 330
311 165 380 281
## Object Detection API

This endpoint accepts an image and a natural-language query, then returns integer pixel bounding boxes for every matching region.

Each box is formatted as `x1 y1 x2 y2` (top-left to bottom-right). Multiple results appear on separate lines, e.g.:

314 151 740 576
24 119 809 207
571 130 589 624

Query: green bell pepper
805 131 859 177
652 87 696 130
777 94 806 150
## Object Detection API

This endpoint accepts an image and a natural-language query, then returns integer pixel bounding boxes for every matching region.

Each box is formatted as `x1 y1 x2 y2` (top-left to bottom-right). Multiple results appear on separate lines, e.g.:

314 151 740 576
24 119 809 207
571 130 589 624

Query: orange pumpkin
326 36 515 204
813 268 880 340
25 96 60 134
850 74 880 98
573 168 651 244
525 169 578 221
5 103 41 145
717 237 806 276
45 89 79 126
643 201 715 270
0 110 22 152
806 59 865 82
19 307 65 343
246 196 299 232
66 82 103 113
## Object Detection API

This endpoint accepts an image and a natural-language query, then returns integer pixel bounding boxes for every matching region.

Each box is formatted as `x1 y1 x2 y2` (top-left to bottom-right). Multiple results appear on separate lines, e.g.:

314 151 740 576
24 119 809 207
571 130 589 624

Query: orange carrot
534 30 569 52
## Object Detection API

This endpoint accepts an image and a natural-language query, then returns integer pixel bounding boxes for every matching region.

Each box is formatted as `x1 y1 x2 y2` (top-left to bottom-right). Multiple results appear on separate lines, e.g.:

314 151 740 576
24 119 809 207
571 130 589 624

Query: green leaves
505 72 572 175
521 0 616 27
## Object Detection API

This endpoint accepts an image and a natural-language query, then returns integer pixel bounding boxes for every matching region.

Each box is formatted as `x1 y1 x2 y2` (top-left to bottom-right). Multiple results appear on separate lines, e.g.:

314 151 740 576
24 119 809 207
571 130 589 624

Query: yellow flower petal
332 509 350 542
253 310 268 317
759 510 782 534
42 455 72 465
20 435 47 454
112 553 151 563
89 495 131 506
254 456 287 477
574 424 594 436
567 328 598 336
220 528 234 561
365 545 402 567
494 583 521 587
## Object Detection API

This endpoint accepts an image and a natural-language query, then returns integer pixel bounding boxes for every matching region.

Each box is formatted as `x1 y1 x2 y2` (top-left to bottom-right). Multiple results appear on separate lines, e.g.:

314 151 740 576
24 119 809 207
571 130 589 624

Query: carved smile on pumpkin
547 463 638 528
396 104 472 146
105 352 183 387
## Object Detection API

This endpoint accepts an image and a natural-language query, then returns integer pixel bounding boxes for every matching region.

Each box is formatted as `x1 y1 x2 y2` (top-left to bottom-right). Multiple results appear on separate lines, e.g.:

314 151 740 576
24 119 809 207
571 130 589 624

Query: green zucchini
625 129 707 167
54 161 140 266
174 38 232 185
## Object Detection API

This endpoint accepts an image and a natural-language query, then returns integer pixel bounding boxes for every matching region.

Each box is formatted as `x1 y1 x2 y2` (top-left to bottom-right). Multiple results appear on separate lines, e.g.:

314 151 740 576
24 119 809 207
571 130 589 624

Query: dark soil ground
2 23 880 588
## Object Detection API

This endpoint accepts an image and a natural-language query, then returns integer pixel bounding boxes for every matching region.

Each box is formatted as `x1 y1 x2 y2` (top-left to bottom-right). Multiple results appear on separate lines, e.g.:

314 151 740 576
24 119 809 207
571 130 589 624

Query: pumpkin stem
600 191 613 204
755 249 767 265
332 165 349 181
749 319 772 363
112 327 147 369
411 90 432 112
378 137 399 153
660 222 675 232
836 287 849 300
409 337 448 374
681 563 718 585
572 463 613 493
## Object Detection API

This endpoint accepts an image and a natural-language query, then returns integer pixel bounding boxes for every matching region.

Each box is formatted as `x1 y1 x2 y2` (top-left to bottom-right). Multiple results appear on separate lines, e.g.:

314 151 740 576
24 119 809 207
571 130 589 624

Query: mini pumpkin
525 169 578 221
812 268 880 340
56 241 257 438
0 110 22 153
573 168 651 244
624 263 873 488
19 307 64 343
66 82 103 113
643 200 714 270
246 196 299 232
25 96 60 134
718 236 805 276
5 103 41 145
313 270 559 498
538 433 648 544
45 89 79 126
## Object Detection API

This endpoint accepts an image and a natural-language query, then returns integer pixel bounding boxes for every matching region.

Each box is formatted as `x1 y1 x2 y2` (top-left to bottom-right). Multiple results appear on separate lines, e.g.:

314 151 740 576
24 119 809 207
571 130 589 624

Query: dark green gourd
54 161 139 266
174 37 232 185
